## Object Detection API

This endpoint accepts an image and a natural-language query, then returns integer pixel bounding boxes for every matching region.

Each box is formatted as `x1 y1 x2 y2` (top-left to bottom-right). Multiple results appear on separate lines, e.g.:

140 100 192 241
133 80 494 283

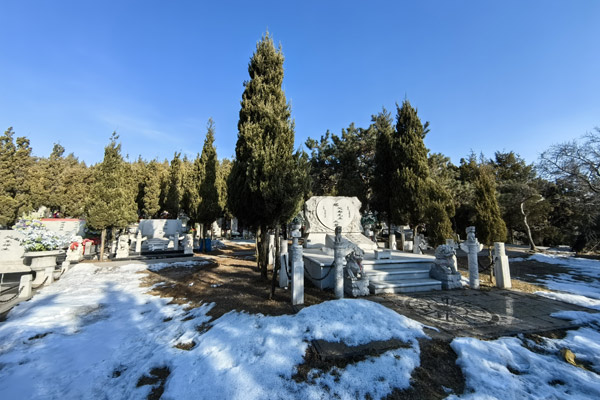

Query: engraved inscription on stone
316 198 355 230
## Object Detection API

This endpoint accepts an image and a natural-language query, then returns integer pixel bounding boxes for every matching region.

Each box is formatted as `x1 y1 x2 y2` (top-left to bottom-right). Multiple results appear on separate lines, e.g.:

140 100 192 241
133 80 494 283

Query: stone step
365 269 431 281
369 278 442 294
362 261 433 272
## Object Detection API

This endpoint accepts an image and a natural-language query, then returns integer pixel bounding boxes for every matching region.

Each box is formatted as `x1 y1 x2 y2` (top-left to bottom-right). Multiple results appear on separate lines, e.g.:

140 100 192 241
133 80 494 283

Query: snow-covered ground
1 253 599 399
448 253 600 399
0 263 426 399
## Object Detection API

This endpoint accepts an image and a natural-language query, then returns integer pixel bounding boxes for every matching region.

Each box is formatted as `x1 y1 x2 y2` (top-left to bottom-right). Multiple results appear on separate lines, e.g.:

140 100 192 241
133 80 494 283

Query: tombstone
493 242 512 289
278 238 290 288
304 196 377 252
184 234 194 255
19 274 32 298
460 226 483 289
231 218 239 236
211 221 222 238
40 218 85 237
0 231 29 273
291 225 304 305
110 240 117 256
430 244 462 289
135 230 143 253
115 234 130 259
66 236 84 262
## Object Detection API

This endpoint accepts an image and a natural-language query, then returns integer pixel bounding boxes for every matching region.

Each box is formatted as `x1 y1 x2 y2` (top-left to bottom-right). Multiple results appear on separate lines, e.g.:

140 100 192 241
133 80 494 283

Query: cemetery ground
1 241 600 399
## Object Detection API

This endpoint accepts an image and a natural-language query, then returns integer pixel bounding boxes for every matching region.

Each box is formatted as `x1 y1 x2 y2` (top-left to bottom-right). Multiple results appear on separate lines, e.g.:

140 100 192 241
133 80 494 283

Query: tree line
2 31 599 271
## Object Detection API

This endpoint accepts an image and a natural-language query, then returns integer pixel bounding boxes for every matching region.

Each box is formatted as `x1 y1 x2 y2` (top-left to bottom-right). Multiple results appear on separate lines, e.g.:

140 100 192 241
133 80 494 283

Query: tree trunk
256 226 269 279
270 225 281 299
521 201 538 252
99 228 106 262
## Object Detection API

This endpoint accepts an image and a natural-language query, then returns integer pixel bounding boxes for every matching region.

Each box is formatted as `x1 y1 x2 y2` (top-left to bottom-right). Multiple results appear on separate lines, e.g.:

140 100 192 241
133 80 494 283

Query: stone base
430 264 462 290
344 276 370 297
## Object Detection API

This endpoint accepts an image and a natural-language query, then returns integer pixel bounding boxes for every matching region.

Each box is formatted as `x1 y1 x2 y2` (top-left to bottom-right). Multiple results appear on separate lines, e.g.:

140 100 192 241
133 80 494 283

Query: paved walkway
370 289 596 339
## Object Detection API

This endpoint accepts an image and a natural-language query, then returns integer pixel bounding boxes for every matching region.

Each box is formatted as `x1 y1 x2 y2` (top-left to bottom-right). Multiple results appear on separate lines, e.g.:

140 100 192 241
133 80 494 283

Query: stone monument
304 196 377 252
430 244 462 289
115 234 130 259
460 226 483 289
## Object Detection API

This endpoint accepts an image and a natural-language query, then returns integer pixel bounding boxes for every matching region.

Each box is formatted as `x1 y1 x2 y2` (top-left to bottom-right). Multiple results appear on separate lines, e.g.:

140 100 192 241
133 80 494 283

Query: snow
0 263 426 399
449 253 600 399
147 259 210 272
449 335 600 399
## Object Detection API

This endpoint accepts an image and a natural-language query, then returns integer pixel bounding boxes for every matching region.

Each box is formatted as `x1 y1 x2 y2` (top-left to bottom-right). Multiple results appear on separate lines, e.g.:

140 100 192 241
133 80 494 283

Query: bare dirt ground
138 242 576 399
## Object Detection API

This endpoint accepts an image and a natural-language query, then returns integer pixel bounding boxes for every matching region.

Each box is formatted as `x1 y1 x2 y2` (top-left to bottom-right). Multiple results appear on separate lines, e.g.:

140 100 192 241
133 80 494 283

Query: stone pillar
460 226 483 290
291 227 304 305
389 233 397 250
184 234 194 255
268 234 275 267
135 231 143 253
413 234 421 254
333 226 344 299
494 242 512 289
279 237 289 288
110 240 117 255
173 235 179 251
19 274 32 298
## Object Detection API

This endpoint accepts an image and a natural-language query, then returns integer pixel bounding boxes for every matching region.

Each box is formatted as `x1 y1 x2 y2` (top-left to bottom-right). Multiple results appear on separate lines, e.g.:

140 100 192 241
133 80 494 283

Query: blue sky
1 1 599 166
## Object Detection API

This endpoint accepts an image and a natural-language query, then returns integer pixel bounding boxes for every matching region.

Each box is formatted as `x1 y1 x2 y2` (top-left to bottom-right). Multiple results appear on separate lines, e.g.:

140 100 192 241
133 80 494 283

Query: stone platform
371 289 597 339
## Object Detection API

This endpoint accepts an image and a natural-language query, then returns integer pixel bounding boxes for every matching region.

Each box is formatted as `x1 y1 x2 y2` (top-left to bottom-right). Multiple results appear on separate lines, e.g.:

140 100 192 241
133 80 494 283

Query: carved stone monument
115 234 130 259
460 226 483 289
344 251 370 297
430 244 462 289
304 196 377 252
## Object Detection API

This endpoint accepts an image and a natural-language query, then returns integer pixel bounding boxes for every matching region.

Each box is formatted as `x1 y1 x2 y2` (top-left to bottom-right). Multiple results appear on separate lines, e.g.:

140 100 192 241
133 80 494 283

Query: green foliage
473 163 507 245
305 131 337 196
217 158 232 217
164 152 183 218
196 118 222 231
228 32 308 229
372 108 396 221
85 132 137 230
141 160 163 218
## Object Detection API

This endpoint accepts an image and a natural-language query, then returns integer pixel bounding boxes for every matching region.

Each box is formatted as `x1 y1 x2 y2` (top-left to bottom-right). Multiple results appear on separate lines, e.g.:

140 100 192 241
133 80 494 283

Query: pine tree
85 132 137 261
197 118 222 238
228 32 308 277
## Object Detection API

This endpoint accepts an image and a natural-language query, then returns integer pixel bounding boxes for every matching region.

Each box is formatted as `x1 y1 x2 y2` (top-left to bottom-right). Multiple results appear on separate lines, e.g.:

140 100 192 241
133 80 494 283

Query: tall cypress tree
164 152 183 218
228 32 308 277
372 108 396 226
142 160 162 218
197 118 222 238
86 132 137 261
474 163 507 246
0 128 18 226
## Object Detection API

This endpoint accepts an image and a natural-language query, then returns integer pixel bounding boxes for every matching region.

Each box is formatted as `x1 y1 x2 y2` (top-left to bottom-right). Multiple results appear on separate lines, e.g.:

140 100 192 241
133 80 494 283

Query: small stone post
184 234 194 255
460 226 483 289
493 242 512 289
279 237 289 288
19 274 32 298
135 230 142 253
413 234 421 254
333 226 345 299
291 225 304 305
389 233 397 250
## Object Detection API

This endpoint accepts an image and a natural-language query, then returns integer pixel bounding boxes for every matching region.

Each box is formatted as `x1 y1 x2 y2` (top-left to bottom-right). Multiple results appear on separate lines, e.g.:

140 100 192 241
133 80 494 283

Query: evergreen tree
197 118 222 237
164 152 183 218
0 128 18 226
474 163 507 246
305 131 337 196
141 160 162 218
217 158 232 217
228 32 308 277
372 108 396 226
85 133 137 261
